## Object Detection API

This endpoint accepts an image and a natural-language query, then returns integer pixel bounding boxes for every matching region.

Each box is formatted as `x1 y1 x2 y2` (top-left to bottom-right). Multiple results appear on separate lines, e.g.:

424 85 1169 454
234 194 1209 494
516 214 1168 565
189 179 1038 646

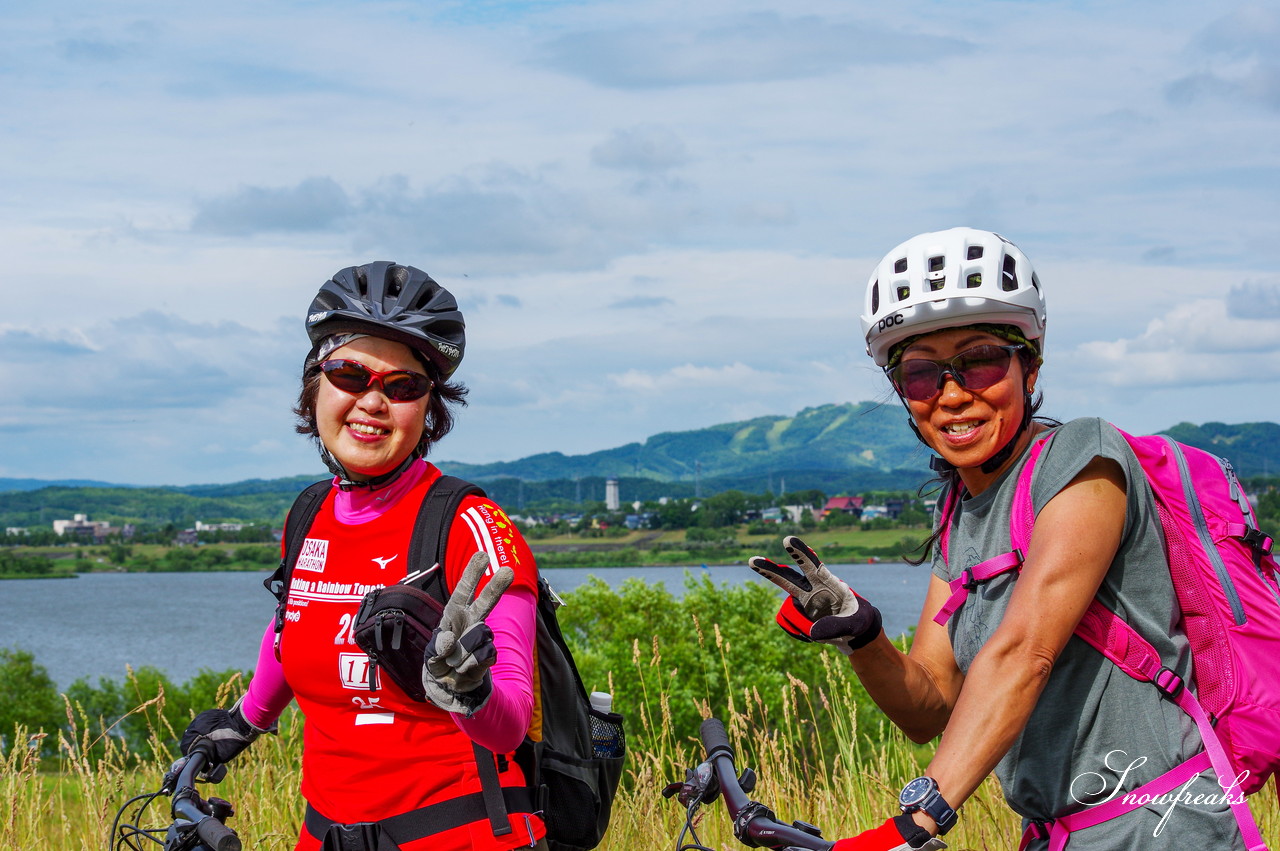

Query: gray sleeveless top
934 418 1242 848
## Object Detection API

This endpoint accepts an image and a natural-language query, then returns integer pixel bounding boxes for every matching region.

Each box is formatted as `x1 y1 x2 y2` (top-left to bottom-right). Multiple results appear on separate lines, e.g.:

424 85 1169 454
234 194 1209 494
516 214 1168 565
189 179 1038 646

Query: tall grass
6 650 1278 851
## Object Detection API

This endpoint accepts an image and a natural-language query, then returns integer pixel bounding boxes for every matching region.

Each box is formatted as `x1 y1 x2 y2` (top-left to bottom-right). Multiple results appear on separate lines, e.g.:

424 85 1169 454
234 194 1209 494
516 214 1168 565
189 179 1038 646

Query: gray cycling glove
422 551 514 716
749 536 882 655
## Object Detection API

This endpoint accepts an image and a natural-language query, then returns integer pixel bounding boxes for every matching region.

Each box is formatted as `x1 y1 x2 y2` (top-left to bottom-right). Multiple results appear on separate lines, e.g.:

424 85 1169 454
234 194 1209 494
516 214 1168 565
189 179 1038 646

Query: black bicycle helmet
306 261 466 377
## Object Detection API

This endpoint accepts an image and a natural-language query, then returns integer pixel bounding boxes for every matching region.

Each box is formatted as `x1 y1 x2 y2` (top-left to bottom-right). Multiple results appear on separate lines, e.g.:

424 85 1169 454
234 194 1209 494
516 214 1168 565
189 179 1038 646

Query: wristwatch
898 776 958 836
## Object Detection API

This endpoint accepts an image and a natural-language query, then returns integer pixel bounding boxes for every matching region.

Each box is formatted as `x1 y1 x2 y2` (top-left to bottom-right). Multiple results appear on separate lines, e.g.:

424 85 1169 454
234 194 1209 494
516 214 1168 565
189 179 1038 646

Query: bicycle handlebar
170 751 242 851
697 718 834 851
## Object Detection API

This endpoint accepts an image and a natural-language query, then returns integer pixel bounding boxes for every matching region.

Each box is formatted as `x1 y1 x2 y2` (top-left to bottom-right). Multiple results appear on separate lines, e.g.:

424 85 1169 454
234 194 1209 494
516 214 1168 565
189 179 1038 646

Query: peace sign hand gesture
749 536 882 655
422 551 514 716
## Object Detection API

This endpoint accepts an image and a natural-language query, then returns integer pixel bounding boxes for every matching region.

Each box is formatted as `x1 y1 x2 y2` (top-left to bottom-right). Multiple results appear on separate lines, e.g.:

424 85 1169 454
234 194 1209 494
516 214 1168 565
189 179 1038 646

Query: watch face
900 777 934 807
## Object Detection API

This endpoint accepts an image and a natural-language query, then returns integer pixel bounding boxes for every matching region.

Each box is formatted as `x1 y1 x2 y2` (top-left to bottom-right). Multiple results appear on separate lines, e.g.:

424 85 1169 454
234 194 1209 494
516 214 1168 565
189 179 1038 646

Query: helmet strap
318 443 422 492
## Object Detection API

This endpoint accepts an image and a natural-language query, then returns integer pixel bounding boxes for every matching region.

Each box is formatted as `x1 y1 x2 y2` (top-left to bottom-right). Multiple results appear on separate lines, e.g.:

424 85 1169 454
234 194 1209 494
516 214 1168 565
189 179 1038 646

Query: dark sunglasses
888 344 1026 402
320 359 433 402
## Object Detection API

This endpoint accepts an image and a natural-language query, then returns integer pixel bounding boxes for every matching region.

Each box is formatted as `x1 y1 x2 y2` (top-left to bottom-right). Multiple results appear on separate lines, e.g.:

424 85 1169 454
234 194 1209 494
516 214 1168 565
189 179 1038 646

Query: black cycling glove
180 696 274 765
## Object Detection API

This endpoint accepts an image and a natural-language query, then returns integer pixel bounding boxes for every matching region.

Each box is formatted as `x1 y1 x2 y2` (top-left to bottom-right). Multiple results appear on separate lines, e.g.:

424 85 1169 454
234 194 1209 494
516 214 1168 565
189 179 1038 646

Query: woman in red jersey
182 262 546 851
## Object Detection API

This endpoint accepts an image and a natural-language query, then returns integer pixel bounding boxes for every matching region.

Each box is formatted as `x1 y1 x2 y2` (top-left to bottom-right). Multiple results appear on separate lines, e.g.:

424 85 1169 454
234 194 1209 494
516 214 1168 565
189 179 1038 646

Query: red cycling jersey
279 463 544 850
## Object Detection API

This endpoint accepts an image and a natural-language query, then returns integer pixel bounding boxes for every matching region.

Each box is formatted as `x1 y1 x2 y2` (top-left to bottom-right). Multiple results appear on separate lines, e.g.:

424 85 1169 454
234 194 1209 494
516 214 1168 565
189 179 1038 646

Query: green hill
438 402 929 483
1159 421 1280 478
2 408 1278 528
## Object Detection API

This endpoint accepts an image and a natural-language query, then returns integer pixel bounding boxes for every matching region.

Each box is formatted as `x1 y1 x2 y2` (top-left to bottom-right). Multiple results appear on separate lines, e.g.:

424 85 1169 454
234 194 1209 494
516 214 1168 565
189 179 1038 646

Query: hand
748 536 882 655
422 551 514 716
180 696 274 770
832 815 946 850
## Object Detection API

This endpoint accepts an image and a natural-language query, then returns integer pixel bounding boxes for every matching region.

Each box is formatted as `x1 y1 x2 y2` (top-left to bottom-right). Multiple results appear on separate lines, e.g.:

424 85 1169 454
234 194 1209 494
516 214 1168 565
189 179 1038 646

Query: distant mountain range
3 407 1279 516
438 402 928 483
1160 421 1280 478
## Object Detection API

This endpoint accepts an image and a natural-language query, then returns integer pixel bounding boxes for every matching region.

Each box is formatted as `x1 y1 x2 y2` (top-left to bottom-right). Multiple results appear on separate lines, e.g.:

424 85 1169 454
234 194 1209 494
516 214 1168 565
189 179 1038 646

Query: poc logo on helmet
307 311 330 325
435 342 461 359
876 314 905 333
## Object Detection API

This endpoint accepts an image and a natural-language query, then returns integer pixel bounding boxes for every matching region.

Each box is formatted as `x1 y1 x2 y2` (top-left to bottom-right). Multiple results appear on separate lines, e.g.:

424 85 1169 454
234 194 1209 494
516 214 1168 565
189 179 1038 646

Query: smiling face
899 327 1038 494
314 336 430 481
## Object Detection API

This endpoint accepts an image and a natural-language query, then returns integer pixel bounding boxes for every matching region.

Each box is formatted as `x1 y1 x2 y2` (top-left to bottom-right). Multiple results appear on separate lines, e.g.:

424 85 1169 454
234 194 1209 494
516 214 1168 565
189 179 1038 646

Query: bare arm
912 456 1127 832
847 576 966 742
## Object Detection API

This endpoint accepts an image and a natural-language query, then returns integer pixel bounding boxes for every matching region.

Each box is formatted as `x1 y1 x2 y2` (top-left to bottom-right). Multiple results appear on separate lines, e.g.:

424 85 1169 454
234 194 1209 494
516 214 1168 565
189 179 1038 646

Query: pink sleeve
453 586 537 753
239 622 295 730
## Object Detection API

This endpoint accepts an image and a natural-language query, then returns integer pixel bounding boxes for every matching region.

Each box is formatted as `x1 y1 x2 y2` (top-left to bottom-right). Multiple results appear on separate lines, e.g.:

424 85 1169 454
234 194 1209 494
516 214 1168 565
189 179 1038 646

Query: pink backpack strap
1073 602 1269 850
933 551 1024 626
933 434 1052 626
1020 751 1219 851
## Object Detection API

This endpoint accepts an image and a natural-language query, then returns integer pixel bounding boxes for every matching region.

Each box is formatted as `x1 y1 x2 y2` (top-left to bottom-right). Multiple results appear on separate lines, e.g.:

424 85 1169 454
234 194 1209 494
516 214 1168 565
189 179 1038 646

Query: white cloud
1070 297 1280 388
542 12 972 89
1167 4 1280 111
192 177 352 235
1227 279 1280 318
3 0 1280 483
592 126 691 172
610 362 765 391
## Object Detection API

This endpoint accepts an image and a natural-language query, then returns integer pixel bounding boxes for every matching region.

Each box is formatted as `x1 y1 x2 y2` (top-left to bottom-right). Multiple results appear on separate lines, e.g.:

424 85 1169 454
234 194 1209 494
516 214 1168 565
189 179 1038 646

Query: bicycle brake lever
161 758 187 794
680 762 720 807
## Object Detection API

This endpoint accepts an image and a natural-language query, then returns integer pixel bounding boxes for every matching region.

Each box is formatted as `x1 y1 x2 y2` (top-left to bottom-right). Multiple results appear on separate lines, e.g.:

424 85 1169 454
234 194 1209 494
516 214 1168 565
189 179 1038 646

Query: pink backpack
935 425 1280 851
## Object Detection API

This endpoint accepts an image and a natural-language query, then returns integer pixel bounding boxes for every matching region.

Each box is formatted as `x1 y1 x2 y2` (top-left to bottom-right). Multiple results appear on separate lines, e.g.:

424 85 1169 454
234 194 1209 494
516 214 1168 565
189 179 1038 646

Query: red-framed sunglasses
887 344 1026 402
320 359 434 402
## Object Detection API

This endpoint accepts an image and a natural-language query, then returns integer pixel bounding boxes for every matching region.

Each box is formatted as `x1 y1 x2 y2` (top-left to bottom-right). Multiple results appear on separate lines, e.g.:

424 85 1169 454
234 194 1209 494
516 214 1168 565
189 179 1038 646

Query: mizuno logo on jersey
372 554 398 570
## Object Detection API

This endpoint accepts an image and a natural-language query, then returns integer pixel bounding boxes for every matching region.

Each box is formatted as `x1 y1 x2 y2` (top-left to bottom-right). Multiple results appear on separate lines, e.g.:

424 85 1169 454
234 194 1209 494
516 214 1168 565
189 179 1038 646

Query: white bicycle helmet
860 227 1046 366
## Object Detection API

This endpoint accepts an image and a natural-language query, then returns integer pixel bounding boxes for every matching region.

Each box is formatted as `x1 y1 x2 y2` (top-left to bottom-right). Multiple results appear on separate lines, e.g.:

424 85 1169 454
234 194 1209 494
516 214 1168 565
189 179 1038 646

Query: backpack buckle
1154 667 1184 699
959 569 979 591
1241 527 1274 555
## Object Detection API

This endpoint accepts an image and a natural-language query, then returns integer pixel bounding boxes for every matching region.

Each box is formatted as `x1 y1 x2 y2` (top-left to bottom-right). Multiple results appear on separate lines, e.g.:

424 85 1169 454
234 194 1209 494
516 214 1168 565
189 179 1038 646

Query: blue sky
4 0 1280 485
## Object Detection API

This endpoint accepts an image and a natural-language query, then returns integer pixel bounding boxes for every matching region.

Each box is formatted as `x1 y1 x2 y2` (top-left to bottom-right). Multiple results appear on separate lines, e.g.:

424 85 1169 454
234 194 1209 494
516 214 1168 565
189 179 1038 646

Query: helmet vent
355 268 369 298
1031 272 1042 292
896 284 910 301
965 273 982 288
388 265 407 298
894 258 908 274
928 256 944 272
871 281 880 313
967 245 983 260
1001 254 1018 291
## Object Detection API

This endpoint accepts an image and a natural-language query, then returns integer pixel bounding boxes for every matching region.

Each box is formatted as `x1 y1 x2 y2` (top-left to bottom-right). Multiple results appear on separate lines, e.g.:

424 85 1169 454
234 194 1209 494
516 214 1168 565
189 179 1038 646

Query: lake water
0 564 931 689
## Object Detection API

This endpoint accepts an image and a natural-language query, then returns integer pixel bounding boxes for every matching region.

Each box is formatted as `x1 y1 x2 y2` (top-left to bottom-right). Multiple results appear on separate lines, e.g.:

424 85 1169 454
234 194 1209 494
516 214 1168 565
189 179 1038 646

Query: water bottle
589 691 623 759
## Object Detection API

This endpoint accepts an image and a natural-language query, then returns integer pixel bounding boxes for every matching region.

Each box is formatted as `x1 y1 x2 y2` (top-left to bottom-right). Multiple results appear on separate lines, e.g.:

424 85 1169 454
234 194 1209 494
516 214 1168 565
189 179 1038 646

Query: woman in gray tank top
749 229 1245 850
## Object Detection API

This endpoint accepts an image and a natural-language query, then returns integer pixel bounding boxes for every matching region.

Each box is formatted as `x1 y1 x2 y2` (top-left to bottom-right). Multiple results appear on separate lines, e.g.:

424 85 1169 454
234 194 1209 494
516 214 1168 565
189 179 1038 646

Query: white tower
605 477 620 511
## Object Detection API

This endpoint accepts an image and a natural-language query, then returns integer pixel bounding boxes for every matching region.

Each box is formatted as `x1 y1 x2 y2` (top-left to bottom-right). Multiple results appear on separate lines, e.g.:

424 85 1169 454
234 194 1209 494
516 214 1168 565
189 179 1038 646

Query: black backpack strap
472 742 515 837
406 474 486 604
404 475 518 838
264 479 332 634
303 786 534 845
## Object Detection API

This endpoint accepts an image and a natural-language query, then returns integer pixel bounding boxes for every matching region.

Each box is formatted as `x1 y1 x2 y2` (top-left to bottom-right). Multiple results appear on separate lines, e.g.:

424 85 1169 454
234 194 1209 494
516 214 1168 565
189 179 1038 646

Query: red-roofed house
820 496 864 520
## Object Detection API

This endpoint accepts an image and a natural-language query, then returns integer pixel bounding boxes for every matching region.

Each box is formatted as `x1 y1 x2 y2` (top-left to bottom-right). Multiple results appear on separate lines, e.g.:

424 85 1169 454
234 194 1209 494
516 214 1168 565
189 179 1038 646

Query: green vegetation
4 574 1278 850
0 549 60 578
1164 421 1280 478
0 543 281 579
